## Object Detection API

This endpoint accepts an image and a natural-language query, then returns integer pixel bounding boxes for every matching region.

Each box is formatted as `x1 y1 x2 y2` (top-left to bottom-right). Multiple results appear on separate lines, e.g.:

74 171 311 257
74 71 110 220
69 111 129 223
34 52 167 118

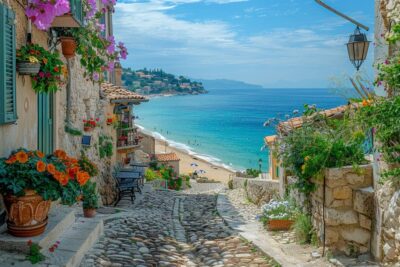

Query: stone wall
312 165 373 256
231 177 279 206
373 0 400 263
289 165 374 256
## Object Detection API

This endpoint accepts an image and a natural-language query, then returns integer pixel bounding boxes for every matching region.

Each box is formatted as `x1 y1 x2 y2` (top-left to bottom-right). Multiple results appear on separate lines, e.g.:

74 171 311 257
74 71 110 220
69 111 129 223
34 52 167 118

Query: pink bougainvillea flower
85 0 97 19
92 72 100 81
26 0 70 30
106 36 115 55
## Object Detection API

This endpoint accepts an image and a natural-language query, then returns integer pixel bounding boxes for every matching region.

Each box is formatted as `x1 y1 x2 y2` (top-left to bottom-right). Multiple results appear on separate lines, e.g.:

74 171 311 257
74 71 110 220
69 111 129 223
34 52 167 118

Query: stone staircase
0 204 103 267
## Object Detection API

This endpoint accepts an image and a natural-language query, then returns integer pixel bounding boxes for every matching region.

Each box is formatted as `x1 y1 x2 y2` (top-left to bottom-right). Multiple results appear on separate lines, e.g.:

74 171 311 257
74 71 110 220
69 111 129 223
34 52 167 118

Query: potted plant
16 43 64 93
0 149 91 237
83 118 99 132
82 181 99 218
118 135 128 147
16 44 41 75
261 200 294 231
57 29 77 59
106 115 114 126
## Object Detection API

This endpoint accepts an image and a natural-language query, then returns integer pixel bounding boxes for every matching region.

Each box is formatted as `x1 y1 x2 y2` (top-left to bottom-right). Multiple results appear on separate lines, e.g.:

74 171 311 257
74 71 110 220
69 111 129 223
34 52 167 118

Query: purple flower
26 0 70 30
106 36 115 55
85 0 97 19
92 72 100 81
107 61 115 71
118 42 128 60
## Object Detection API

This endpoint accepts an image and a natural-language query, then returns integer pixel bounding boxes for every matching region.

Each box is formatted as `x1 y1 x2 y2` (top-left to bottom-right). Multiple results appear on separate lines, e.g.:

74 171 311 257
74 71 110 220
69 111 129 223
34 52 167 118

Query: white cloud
114 1 373 87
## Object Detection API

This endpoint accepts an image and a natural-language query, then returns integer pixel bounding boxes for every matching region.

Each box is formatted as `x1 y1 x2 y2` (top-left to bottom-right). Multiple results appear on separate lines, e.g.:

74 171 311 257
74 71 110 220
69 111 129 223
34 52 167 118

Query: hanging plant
17 44 65 93
66 0 128 83
16 45 41 75
25 0 70 30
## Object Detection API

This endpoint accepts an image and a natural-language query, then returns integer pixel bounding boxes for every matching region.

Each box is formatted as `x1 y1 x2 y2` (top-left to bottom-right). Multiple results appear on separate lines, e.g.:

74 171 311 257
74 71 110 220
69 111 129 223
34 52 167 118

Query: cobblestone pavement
80 186 278 267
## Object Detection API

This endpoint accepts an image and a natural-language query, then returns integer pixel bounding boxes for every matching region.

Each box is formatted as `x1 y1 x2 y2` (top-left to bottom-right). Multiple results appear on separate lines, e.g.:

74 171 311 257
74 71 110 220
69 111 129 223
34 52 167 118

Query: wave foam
137 124 238 172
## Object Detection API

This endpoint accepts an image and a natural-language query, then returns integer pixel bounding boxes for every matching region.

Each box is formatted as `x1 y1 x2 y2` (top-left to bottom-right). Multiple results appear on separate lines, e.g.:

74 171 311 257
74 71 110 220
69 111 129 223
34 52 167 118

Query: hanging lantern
346 27 370 71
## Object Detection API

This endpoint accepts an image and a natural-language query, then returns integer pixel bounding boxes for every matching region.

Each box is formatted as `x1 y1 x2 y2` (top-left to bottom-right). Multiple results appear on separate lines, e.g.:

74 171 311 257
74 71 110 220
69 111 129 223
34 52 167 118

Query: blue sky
114 0 374 88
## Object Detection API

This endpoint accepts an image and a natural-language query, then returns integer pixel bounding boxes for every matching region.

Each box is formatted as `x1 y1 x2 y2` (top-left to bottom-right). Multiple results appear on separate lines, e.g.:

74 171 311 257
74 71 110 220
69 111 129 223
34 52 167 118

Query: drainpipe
66 58 72 125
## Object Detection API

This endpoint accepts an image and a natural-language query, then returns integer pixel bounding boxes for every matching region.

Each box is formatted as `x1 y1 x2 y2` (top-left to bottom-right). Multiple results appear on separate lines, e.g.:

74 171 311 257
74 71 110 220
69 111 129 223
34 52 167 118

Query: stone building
154 153 181 175
0 0 147 223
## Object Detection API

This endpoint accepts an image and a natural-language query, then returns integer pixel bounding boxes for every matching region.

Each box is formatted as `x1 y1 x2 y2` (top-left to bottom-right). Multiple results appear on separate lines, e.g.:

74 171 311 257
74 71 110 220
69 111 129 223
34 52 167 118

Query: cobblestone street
80 185 277 267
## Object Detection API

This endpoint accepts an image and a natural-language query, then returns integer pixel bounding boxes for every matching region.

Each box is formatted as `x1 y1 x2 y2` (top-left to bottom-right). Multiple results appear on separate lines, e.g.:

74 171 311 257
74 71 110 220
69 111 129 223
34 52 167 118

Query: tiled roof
264 135 277 145
155 153 180 162
101 83 147 102
278 104 358 133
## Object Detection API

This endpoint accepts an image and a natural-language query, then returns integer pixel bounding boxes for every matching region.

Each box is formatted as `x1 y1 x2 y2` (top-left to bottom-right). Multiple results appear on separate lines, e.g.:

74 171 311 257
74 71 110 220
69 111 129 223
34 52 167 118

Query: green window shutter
0 4 16 124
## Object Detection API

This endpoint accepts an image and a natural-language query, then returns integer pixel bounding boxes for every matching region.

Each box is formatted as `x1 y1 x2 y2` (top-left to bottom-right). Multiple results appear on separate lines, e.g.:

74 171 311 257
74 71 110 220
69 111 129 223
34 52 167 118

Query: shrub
292 213 314 244
245 168 261 178
276 106 367 195
145 169 159 182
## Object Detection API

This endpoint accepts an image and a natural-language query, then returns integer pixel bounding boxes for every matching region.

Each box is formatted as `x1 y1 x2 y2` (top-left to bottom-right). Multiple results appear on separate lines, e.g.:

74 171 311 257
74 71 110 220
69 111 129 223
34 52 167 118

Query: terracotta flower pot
60 37 76 59
16 61 41 75
84 126 93 132
4 190 51 237
267 219 294 231
83 208 96 218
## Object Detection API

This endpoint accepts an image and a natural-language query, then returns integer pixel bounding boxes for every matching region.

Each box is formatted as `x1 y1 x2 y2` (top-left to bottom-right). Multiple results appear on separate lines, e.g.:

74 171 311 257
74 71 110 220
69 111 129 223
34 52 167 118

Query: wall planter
60 37 76 59
84 126 94 132
4 190 51 237
267 219 293 231
16 61 40 75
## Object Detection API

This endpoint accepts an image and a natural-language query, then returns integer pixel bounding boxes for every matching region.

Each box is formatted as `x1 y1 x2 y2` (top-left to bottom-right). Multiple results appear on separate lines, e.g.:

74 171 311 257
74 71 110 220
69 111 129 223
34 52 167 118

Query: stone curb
216 191 300 267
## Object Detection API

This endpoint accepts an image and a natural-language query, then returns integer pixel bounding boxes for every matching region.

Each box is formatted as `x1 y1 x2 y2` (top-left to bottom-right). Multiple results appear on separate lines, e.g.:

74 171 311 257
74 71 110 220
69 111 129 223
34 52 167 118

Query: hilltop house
0 0 147 225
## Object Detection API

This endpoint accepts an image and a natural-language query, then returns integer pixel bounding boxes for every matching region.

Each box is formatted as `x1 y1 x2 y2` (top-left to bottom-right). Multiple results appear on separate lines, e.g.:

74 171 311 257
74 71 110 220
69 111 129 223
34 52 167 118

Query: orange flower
362 99 368 107
16 151 29 164
58 173 69 186
36 150 45 158
36 161 46 172
77 171 90 186
42 58 48 64
53 171 62 182
47 163 56 175
54 150 67 160
5 155 17 164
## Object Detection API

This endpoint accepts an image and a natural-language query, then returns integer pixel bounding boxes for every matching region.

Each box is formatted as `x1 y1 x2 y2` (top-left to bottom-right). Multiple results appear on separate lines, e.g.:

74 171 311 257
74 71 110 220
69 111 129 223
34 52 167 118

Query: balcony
117 128 141 153
52 0 83 28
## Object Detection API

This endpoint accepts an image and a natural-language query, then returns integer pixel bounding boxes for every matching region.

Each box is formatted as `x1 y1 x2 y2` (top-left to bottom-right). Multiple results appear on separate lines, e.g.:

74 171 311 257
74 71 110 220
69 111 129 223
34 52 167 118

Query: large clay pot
4 190 51 237
60 37 76 59
83 208 96 218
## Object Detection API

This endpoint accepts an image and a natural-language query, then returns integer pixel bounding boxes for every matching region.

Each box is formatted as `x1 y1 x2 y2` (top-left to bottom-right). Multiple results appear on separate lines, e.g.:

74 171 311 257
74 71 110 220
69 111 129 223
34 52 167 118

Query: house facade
0 0 147 223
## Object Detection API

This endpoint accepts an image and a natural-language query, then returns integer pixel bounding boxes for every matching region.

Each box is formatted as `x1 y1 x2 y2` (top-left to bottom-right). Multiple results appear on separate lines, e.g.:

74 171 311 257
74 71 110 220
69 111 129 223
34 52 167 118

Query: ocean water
134 88 346 171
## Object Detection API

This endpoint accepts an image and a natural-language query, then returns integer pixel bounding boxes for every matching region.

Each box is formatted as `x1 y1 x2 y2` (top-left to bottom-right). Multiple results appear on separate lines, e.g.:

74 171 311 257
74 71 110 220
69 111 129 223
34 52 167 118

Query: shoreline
138 127 236 183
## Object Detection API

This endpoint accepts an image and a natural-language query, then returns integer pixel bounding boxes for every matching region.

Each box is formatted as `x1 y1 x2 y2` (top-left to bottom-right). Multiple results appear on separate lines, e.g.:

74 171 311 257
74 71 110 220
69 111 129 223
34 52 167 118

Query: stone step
0 204 75 253
42 215 104 267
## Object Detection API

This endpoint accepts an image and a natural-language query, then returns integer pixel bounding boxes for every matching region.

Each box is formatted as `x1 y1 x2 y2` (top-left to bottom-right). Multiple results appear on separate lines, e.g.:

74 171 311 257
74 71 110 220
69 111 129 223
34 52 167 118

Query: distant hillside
198 79 264 90
122 68 208 95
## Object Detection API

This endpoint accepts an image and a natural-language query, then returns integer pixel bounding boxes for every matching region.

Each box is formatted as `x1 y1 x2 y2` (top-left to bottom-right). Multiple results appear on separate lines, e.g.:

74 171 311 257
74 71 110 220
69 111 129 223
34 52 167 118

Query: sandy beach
152 137 235 184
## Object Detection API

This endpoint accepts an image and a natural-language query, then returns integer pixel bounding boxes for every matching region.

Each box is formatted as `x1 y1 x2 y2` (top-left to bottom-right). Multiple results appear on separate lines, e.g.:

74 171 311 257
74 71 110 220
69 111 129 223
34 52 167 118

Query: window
0 4 16 124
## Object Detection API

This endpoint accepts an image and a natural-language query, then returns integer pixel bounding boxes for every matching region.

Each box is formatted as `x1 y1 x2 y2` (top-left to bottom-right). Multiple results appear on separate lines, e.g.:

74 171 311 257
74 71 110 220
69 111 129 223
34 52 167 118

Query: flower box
267 219 294 231
51 0 83 28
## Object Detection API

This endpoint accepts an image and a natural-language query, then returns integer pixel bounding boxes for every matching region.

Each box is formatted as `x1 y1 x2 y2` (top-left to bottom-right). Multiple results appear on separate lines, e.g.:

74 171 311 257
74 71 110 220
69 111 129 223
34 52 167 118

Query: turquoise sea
134 87 346 172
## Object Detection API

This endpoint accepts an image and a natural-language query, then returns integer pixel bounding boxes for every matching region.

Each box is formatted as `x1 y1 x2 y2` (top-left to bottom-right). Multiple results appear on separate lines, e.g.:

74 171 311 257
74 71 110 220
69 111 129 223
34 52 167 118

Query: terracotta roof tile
278 104 358 133
101 83 147 102
264 135 277 145
155 153 180 162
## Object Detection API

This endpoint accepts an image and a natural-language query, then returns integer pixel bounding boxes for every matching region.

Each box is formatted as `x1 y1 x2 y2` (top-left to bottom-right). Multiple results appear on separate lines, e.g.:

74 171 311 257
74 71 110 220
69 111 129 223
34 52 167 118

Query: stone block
359 214 372 230
325 168 347 188
340 227 371 245
325 227 339 245
325 208 358 226
333 186 352 200
353 187 374 217
345 165 373 189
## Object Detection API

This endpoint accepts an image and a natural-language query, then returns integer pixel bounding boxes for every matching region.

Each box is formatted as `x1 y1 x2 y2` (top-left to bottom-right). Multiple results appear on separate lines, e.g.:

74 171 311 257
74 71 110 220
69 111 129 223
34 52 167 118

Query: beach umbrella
191 163 199 167
198 170 206 174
